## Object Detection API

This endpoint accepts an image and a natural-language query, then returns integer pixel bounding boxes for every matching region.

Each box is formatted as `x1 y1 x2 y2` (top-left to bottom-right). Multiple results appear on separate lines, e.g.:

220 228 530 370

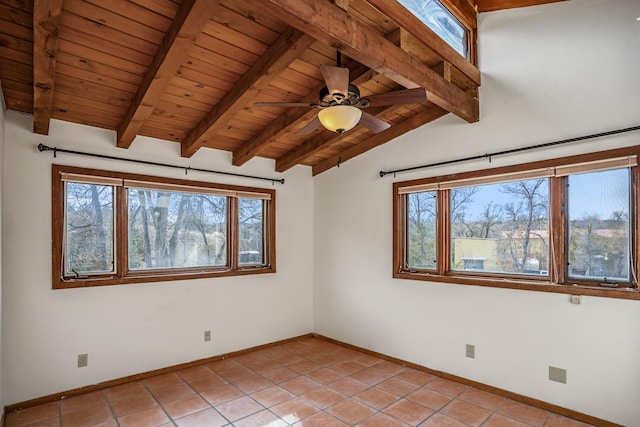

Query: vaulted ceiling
0 0 564 175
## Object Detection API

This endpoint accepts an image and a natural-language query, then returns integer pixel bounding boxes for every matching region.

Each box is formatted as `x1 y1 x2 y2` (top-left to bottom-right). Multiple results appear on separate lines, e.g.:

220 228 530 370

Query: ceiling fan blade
297 116 323 135
254 102 316 108
320 64 349 95
359 112 391 134
362 88 427 107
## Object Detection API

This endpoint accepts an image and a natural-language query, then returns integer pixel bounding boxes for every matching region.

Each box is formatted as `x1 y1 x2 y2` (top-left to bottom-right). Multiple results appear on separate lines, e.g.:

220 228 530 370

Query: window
52 166 275 288
393 147 640 299
397 0 469 58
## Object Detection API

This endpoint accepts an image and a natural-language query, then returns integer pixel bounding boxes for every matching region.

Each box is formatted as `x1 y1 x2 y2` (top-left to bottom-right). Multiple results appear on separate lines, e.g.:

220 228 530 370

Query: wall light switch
465 344 475 359
204 330 211 342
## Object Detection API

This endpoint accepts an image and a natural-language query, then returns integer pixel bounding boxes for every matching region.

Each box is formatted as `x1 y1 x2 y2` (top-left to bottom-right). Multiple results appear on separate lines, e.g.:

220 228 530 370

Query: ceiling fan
254 59 428 135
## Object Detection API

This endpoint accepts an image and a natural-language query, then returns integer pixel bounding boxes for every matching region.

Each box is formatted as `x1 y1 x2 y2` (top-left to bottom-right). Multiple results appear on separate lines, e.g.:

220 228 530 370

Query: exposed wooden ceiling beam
444 0 478 30
476 0 567 13
365 0 480 86
244 0 478 124
232 66 374 167
181 28 315 158
116 0 220 149
32 0 63 135
312 105 448 176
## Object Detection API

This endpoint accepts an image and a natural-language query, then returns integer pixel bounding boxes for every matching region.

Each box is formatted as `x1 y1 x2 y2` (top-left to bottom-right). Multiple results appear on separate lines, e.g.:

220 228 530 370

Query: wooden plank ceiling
1 0 564 175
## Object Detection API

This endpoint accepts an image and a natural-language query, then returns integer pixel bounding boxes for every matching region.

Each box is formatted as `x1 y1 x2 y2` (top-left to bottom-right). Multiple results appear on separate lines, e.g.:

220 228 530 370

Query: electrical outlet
465 344 475 359
570 295 581 304
77 353 88 368
204 330 211 342
549 366 567 384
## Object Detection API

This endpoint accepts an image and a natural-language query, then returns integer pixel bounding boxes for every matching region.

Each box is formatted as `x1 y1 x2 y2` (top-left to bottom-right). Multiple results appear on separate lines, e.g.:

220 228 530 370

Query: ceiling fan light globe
318 105 362 134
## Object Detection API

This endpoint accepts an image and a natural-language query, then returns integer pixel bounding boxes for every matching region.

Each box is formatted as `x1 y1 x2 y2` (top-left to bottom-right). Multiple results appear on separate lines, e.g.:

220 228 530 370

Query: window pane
65 182 114 275
407 191 437 269
567 169 630 282
127 189 227 270
398 0 468 57
450 179 550 275
238 198 265 265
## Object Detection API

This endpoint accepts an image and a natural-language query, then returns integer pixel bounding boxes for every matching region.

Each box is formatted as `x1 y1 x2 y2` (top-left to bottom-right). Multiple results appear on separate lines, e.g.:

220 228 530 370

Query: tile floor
5 337 596 427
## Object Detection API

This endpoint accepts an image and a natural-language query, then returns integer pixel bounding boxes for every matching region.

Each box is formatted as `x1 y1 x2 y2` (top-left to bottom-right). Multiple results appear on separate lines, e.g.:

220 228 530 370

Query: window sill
54 267 276 289
393 271 640 300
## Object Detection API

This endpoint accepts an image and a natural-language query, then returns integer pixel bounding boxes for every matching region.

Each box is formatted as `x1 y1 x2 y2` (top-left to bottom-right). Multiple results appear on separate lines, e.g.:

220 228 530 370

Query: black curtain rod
37 143 285 185
379 125 640 178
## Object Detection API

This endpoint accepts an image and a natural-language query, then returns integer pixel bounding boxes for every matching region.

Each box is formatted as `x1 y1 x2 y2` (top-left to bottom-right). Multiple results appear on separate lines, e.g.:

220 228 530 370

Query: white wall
313 1 640 425
2 110 314 405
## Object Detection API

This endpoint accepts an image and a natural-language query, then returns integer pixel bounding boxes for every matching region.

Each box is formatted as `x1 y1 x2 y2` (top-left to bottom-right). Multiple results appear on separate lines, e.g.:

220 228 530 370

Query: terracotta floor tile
406 387 454 411
233 409 288 427
440 399 491 426
173 408 228 427
354 387 399 410
117 406 170 427
328 399 376 425
271 352 305 365
457 387 505 411
377 377 421 396
351 367 394 385
423 378 468 397
396 369 437 386
149 381 196 405
206 358 241 372
309 352 349 366
357 412 410 427
301 386 346 409
375 361 407 375
280 376 322 395
232 374 274 394
214 395 263 422
60 403 113 427
418 413 467 427
251 385 296 407
331 361 367 375
292 411 349 427
162 393 210 420
177 365 214 382
109 393 158 418
328 377 370 396
143 373 185 391
352 354 384 367
60 391 107 414
482 413 530 427
185 372 228 393
306 367 344 384
271 397 320 424
217 366 256 383
91 421 117 427
5 402 59 427
261 366 300 383
545 414 595 427
105 382 148 402
239 357 282 373
5 416 60 427
288 360 323 374
498 399 550 427
200 384 245 406
383 398 434 426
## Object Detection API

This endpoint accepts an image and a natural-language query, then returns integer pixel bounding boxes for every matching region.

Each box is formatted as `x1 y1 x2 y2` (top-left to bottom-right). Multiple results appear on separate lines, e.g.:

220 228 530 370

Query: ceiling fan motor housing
320 84 362 106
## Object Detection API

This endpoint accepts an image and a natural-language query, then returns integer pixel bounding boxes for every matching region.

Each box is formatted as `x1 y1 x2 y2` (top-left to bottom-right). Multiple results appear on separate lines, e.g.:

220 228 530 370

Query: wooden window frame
52 165 276 289
393 146 640 300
